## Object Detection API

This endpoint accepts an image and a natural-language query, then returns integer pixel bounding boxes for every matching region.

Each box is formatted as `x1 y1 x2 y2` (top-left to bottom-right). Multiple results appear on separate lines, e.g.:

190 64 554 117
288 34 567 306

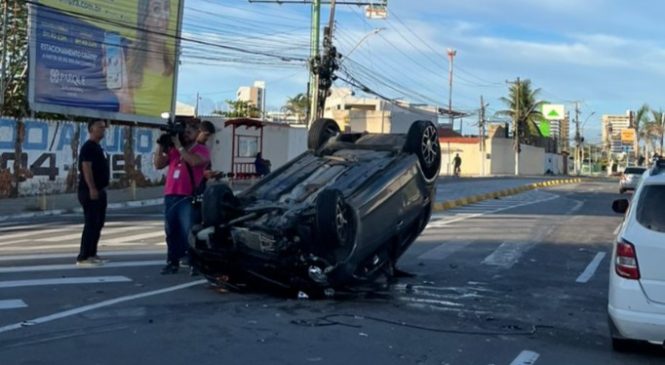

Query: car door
625 183 665 303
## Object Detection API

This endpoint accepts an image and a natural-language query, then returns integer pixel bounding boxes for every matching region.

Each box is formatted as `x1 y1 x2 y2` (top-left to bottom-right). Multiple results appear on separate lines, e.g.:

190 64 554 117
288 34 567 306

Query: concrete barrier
433 178 583 212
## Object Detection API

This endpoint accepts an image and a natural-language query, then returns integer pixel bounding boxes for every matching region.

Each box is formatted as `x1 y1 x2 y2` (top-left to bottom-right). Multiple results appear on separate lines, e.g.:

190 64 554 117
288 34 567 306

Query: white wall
489 138 547 175
202 116 307 174
544 153 564 174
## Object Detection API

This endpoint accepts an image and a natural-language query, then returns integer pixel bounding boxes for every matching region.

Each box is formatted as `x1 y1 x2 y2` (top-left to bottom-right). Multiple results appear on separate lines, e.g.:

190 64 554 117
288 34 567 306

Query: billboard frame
27 2 183 126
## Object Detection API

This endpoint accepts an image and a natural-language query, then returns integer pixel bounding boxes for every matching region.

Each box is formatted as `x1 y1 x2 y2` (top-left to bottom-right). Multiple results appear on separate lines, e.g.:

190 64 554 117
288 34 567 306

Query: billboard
542 104 565 120
28 0 184 125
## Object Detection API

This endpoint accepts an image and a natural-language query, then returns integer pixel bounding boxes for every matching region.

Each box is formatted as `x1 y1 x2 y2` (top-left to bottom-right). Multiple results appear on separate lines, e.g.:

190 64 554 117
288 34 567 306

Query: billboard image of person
29 0 182 125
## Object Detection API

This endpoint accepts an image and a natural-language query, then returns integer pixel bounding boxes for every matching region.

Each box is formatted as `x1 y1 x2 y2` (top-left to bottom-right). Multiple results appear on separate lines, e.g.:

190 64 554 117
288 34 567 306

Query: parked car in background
190 118 441 297
619 166 647 194
609 159 665 351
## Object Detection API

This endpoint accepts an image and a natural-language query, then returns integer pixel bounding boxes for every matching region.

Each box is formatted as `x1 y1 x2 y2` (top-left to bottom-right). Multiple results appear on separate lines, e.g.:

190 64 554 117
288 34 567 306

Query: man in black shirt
77 120 110 266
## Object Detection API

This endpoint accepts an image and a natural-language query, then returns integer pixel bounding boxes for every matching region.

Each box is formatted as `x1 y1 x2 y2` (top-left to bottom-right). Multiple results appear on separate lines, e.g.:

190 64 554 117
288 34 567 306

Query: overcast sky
177 0 665 143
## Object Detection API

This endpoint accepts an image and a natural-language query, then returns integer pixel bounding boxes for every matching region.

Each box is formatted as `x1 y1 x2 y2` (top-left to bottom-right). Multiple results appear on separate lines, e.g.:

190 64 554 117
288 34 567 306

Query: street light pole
447 48 456 128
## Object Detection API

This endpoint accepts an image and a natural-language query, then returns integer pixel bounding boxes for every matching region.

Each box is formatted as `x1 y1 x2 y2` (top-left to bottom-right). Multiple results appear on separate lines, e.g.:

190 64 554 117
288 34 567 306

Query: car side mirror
612 199 629 214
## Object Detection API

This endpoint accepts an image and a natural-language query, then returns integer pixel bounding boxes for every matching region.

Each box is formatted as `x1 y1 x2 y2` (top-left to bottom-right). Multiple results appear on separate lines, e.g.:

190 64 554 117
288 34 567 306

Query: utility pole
307 0 322 127
194 92 200 117
0 0 9 108
513 77 521 176
574 102 581 175
447 48 456 128
248 0 387 128
479 95 487 177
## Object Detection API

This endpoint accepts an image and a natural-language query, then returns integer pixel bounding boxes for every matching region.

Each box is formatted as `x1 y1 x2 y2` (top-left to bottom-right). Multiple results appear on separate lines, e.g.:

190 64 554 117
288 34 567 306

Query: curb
432 178 583 212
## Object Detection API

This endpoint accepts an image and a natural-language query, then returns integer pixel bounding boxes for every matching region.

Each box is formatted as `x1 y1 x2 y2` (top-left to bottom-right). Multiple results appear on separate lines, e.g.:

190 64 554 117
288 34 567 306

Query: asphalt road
0 180 663 365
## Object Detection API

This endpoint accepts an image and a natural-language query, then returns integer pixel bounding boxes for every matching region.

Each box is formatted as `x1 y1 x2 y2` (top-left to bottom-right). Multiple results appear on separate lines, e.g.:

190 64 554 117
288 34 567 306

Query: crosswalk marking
0 260 164 274
0 250 162 262
482 242 534 269
102 231 164 243
38 225 150 242
0 299 28 310
0 276 132 289
418 242 471 260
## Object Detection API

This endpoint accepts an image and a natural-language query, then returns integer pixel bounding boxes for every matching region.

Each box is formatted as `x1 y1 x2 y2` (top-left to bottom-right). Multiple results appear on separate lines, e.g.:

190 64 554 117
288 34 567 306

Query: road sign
365 5 388 19
621 128 636 143
542 104 565 120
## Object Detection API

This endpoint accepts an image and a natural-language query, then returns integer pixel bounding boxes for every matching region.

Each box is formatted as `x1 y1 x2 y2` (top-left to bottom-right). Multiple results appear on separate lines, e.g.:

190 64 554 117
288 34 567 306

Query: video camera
157 115 198 150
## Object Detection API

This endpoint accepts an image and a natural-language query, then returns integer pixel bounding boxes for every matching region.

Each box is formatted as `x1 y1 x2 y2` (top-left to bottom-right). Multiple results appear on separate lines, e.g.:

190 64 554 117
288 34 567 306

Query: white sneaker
76 258 102 267
90 256 108 264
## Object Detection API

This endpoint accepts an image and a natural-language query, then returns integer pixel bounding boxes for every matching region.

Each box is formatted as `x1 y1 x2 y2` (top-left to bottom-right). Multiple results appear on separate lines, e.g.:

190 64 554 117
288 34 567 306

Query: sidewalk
0 176 582 221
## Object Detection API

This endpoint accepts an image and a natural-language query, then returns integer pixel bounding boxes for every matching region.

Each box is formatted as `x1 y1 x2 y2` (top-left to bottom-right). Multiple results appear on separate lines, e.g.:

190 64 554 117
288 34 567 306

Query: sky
176 0 665 143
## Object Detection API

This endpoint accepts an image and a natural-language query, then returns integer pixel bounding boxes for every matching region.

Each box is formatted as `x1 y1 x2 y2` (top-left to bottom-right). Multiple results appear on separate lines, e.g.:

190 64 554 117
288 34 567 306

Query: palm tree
632 104 650 160
651 109 665 155
284 93 309 123
497 79 545 146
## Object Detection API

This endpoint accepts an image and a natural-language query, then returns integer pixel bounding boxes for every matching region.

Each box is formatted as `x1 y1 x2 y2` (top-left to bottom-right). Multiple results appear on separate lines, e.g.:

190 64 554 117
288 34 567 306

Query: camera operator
153 118 210 275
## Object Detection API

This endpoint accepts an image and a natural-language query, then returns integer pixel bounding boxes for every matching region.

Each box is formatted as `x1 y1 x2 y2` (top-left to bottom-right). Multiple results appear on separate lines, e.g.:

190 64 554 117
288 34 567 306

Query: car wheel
611 337 634 352
404 120 441 182
308 118 340 151
202 183 238 227
316 189 355 248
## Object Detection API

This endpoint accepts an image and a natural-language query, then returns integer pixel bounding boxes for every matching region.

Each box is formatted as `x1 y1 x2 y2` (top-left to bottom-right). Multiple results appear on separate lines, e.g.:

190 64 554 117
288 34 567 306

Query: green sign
538 119 551 137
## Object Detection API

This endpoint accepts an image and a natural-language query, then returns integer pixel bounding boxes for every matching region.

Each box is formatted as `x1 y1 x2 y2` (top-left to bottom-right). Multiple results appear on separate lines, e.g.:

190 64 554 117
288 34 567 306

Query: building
602 111 633 154
236 81 266 113
323 88 438 133
535 114 570 153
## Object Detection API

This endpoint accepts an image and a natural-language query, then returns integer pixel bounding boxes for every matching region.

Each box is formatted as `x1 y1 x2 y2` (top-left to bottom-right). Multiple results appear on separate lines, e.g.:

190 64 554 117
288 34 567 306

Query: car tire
611 337 634 352
316 189 355 248
202 183 238 227
404 120 441 182
308 118 340 151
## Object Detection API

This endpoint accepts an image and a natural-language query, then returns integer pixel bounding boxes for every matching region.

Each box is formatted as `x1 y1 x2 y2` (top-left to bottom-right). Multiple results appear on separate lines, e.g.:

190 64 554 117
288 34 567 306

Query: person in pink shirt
153 118 210 274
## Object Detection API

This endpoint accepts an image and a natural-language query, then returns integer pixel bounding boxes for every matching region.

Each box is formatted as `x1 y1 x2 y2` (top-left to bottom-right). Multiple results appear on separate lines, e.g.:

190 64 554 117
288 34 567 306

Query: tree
650 109 665 155
632 104 650 160
497 79 545 146
0 0 28 117
221 100 260 118
284 93 309 123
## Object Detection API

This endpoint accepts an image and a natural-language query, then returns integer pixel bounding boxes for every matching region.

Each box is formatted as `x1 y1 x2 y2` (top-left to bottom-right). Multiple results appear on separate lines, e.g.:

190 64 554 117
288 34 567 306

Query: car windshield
625 167 646 174
636 185 665 233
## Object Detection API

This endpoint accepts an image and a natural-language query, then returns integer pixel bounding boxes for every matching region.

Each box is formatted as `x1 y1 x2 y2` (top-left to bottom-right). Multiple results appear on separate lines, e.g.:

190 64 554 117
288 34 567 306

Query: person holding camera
153 118 210 275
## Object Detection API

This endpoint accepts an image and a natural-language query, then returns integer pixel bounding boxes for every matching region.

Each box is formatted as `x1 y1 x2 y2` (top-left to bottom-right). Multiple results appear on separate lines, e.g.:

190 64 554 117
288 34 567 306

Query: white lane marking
613 223 622 235
38 225 149 242
427 195 560 229
0 276 132 289
576 252 607 283
510 350 540 365
0 280 206 334
397 296 464 307
0 221 162 240
482 242 533 269
0 260 164 274
0 250 163 262
569 200 584 214
418 242 471 260
0 299 28 310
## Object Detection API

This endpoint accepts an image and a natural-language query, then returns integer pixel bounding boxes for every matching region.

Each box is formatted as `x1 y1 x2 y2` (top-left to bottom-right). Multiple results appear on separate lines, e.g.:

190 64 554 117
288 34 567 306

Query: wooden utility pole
575 102 581 175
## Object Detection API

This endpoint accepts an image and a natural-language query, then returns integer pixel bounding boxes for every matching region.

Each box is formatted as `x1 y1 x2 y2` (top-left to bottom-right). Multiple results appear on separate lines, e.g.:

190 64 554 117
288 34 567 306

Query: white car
609 161 665 351
619 166 646 194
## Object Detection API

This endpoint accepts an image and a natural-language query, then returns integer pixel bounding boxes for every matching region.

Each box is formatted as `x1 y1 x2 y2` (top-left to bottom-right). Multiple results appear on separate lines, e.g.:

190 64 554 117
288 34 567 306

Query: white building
602 111 633 154
323 88 438 133
236 81 266 113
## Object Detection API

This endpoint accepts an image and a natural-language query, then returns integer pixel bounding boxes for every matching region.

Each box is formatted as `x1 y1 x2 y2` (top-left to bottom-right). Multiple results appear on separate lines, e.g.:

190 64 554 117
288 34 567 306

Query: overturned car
189 118 441 295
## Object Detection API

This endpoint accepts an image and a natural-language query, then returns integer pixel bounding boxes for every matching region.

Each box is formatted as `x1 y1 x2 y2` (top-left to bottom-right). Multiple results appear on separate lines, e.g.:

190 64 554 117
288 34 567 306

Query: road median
432 178 582 212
